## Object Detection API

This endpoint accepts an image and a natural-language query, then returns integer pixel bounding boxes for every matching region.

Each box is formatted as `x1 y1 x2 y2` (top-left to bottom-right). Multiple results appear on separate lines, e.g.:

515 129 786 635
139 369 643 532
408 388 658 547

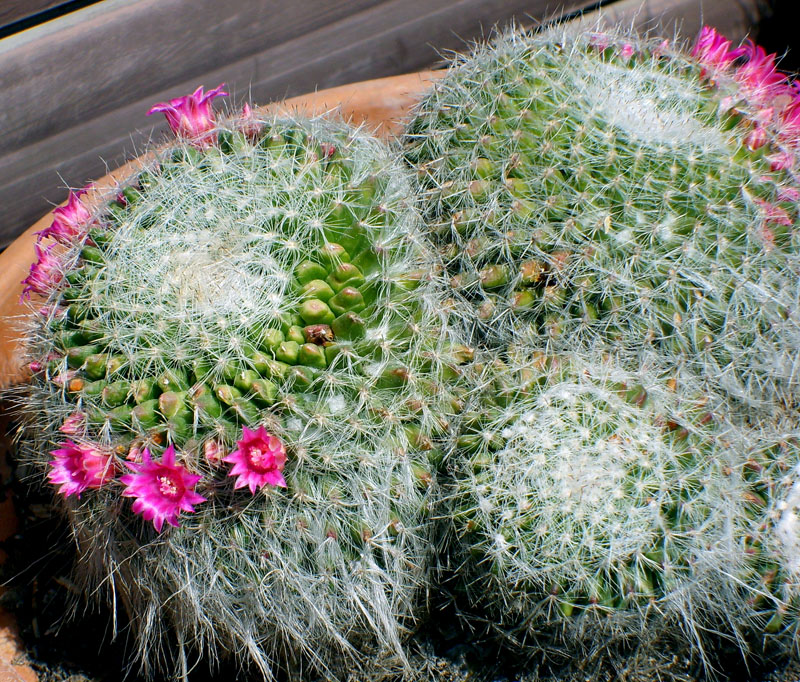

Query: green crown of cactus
404 26 800 410
18 107 469 678
450 349 800 664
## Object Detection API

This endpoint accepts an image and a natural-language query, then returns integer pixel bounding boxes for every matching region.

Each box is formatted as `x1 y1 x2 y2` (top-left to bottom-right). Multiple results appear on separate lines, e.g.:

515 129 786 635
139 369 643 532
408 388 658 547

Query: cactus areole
405 25 800 410
16 92 467 677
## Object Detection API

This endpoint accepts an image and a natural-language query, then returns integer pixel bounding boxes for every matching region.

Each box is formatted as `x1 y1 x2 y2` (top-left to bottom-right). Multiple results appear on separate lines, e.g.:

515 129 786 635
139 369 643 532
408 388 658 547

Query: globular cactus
14 89 469 679
448 349 800 670
404 26 800 410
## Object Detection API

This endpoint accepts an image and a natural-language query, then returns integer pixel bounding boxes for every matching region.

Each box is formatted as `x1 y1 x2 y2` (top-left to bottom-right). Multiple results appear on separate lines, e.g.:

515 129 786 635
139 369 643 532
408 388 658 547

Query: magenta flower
120 444 206 531
619 43 634 60
147 84 228 148
691 26 740 71
36 187 93 243
28 361 43 373
20 243 63 301
59 412 86 436
48 440 115 498
734 42 790 106
779 99 800 143
224 425 287 494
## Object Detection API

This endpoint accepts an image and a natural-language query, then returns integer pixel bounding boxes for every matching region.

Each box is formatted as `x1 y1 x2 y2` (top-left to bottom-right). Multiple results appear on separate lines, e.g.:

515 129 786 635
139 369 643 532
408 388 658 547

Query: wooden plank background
0 0 766 249
0 1 72 30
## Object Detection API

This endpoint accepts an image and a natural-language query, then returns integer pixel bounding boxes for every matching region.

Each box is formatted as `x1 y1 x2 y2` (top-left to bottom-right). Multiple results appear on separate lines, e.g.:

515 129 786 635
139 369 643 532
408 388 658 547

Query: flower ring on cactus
404 24 800 409
20 243 63 300
48 440 115 498
36 186 94 243
120 444 206 531
225 425 287 493
147 83 228 148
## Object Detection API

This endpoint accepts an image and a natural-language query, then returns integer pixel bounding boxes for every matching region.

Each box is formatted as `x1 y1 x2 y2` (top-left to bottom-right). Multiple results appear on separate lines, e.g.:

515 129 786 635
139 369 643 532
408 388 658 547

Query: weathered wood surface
0 1 68 30
1 0 738 251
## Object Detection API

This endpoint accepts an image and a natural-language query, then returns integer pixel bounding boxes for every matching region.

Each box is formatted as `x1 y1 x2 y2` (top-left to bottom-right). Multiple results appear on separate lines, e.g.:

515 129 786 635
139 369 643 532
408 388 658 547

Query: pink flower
48 440 115 498
59 412 86 436
691 26 740 71
28 361 43 373
224 425 287 494
120 444 206 531
36 188 93 244
38 305 66 319
20 244 63 301
147 84 228 148
620 43 634 60
734 42 791 106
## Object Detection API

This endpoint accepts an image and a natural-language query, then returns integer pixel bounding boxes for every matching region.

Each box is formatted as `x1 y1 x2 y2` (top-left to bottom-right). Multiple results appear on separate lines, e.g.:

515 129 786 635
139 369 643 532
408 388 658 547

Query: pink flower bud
745 126 767 150
20 244 64 301
59 412 86 435
147 84 228 149
204 440 223 464
51 369 77 387
778 186 800 202
755 198 793 226
238 102 263 139
654 39 670 56
36 187 94 244
767 151 795 171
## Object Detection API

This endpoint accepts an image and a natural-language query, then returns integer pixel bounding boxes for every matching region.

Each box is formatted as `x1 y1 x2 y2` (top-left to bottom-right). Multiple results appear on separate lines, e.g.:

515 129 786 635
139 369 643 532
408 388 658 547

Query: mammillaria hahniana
14 87 469 680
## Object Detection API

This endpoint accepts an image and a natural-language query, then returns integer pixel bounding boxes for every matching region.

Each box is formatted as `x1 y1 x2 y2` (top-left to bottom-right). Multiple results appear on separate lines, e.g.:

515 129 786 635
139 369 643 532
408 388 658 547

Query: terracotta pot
0 70 439 681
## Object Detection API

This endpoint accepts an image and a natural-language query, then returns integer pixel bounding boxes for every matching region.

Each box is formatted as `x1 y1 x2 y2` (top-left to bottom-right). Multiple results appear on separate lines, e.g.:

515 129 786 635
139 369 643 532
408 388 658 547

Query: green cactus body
404 27 800 410
18 113 468 678
450 350 800 662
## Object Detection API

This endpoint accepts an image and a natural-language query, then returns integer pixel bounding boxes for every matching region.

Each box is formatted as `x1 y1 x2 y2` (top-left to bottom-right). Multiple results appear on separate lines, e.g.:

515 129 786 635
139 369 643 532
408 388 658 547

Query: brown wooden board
0 0 602 249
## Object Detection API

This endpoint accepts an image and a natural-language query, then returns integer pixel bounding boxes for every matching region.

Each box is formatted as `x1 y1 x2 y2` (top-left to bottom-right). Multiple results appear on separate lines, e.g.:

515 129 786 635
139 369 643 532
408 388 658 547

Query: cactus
404 26 800 410
449 348 800 669
14 93 469 679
